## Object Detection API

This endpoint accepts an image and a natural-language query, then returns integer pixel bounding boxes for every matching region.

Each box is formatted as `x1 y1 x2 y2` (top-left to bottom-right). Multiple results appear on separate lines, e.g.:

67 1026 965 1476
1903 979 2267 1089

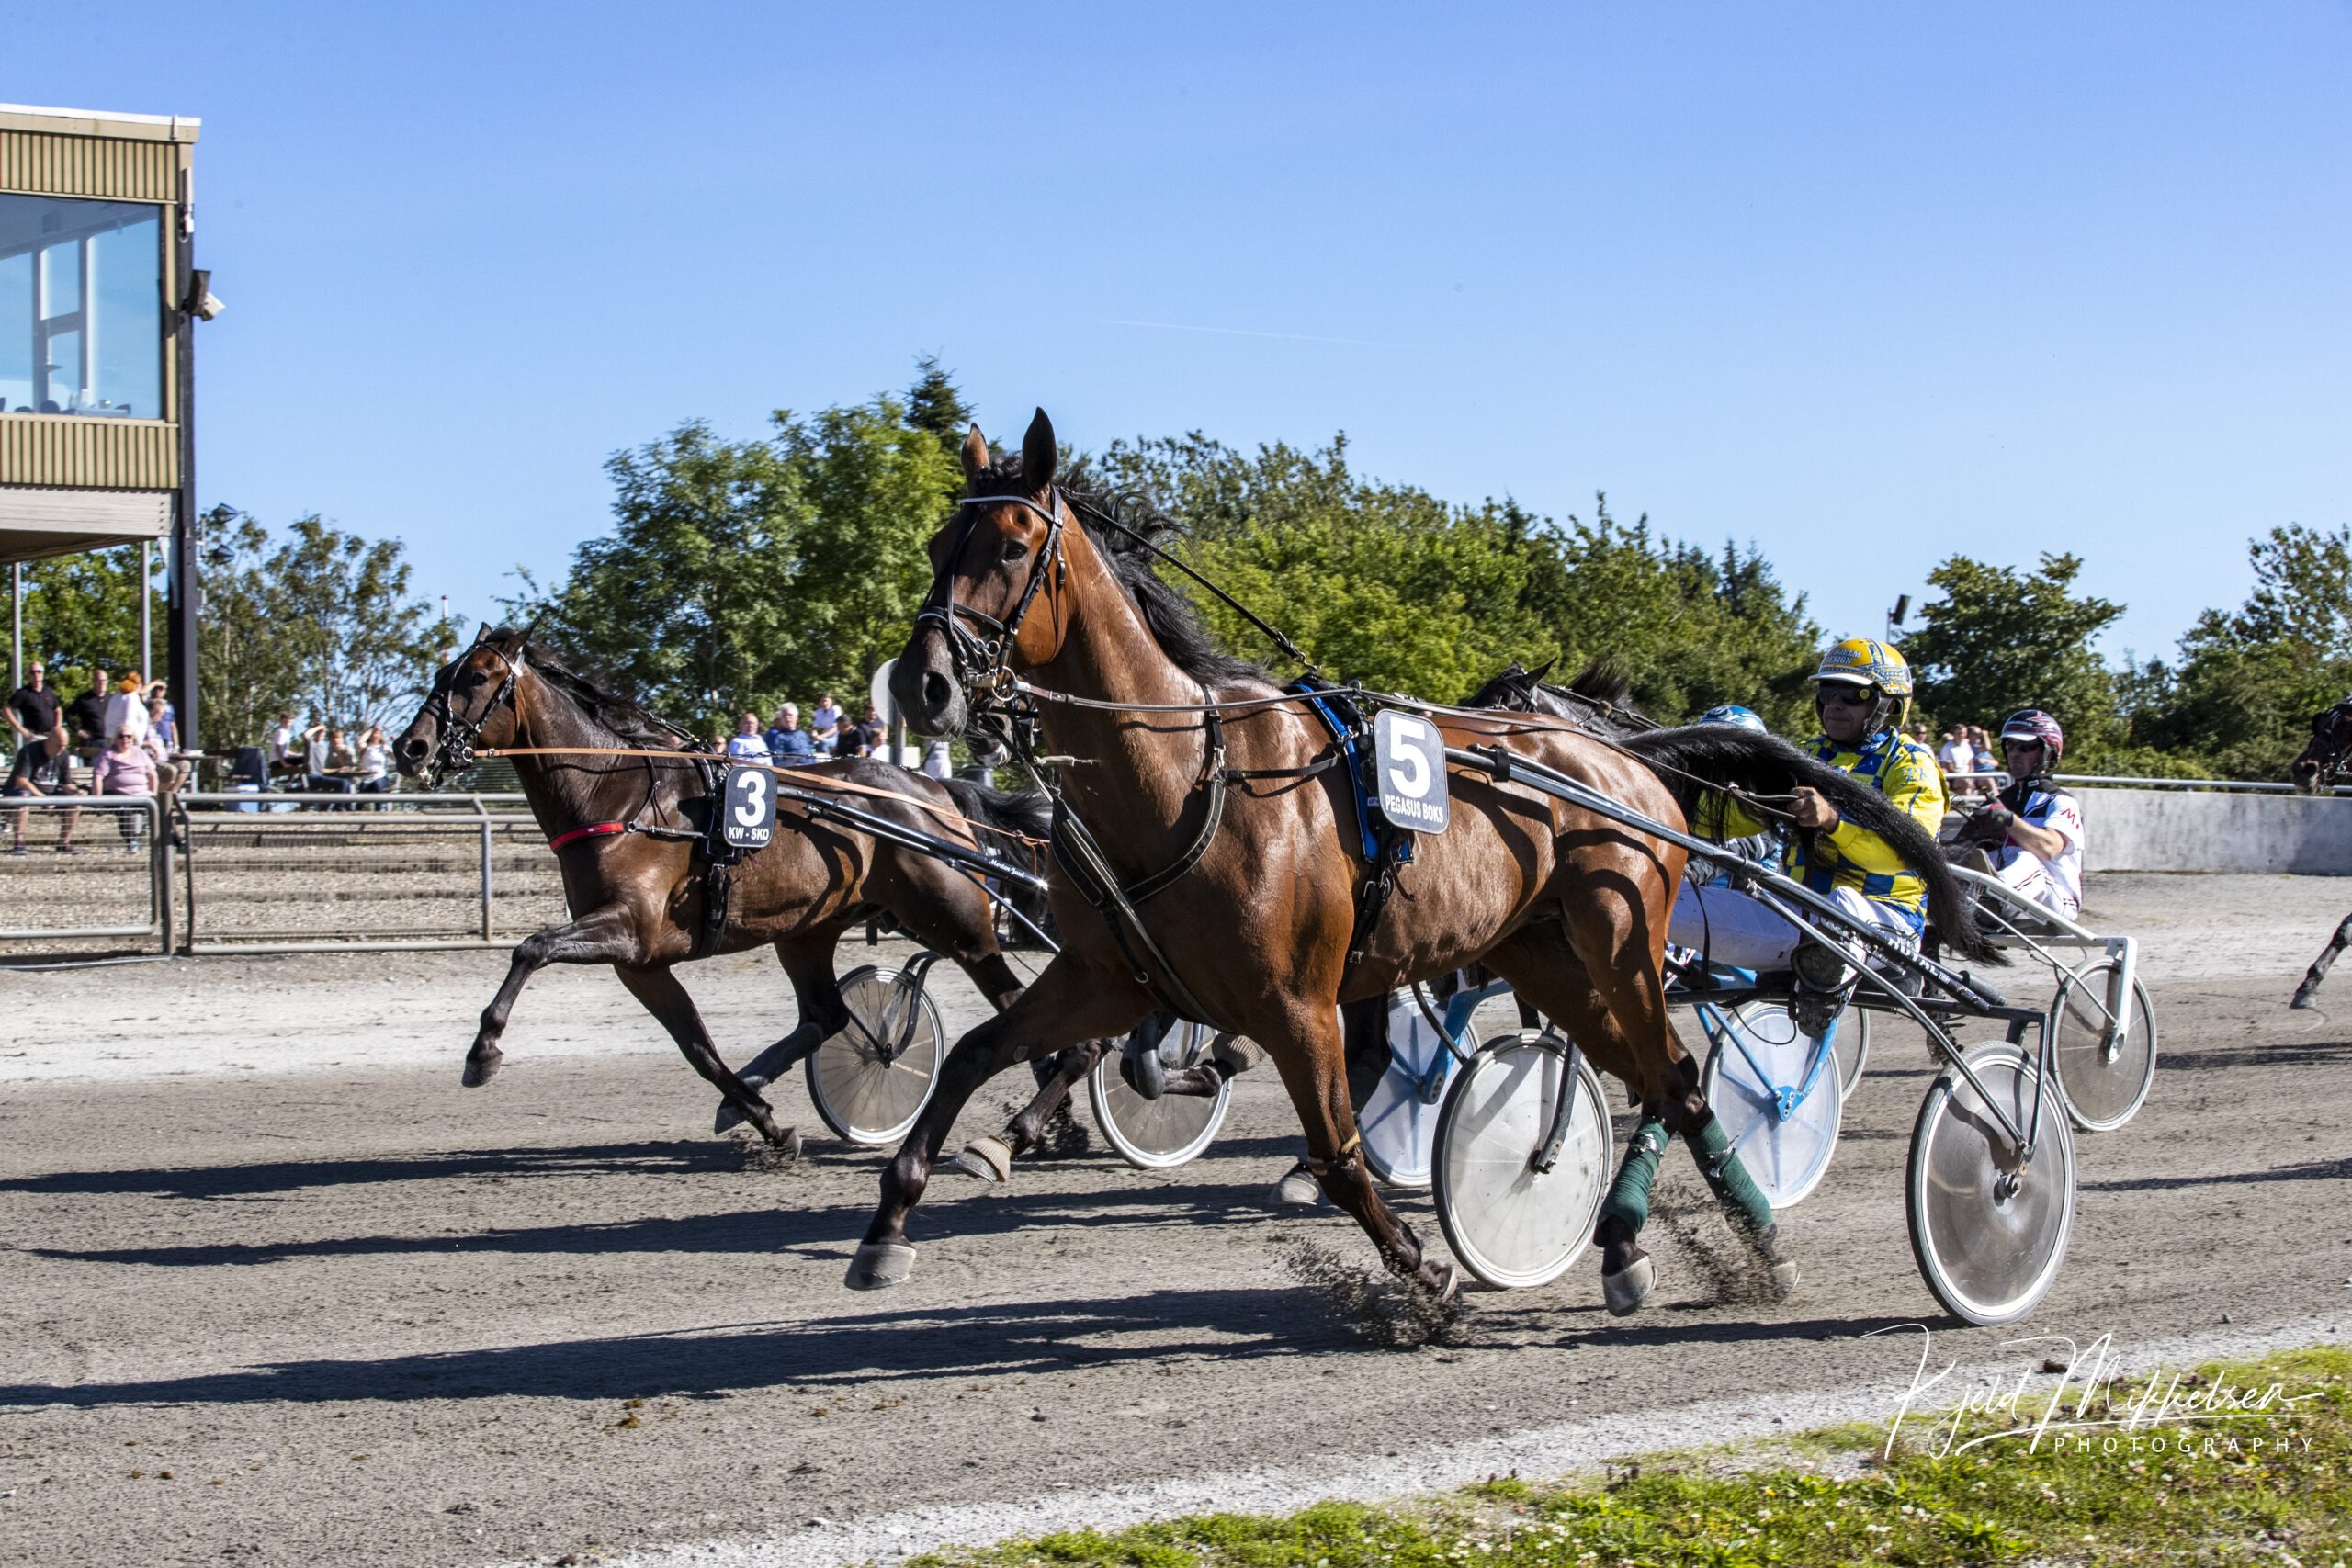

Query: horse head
895 410 1072 739
2291 698 2352 795
397 624 534 784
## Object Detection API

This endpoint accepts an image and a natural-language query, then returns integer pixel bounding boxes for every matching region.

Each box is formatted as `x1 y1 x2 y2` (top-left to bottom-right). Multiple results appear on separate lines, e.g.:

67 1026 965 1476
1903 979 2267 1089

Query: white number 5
1387 718 1432 797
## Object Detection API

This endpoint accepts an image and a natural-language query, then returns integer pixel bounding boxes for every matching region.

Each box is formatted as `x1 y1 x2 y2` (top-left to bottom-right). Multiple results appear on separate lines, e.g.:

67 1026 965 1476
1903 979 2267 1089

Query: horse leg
715 936 848 1133
1262 999 1458 1298
612 964 797 1152
464 903 643 1087
948 1042 1106 1182
2290 909 2352 1008
849 957 1148 1289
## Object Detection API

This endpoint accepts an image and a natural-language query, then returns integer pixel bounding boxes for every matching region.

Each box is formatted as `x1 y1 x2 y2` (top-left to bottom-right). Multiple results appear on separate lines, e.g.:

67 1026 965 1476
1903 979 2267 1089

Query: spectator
353 724 396 795
6 660 59 762
724 711 771 762
103 671 151 745
1968 725 1999 797
64 666 109 761
5 714 81 853
93 728 158 849
1937 727 1972 790
764 703 817 766
808 692 844 755
854 702 888 760
146 682 178 750
302 722 358 802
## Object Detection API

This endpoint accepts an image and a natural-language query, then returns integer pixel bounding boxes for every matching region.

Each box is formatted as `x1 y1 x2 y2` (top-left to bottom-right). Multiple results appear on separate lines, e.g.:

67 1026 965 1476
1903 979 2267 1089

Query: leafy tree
16 543 162 687
2125 525 2352 779
525 384 957 729
1902 553 2124 755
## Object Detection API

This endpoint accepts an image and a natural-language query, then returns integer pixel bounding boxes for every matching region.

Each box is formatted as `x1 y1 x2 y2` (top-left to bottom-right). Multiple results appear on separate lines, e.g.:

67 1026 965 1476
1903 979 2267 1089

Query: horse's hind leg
613 964 797 1152
465 903 642 1087
716 937 848 1133
1261 999 1458 1299
2290 909 2352 1008
850 957 1148 1290
948 1043 1104 1182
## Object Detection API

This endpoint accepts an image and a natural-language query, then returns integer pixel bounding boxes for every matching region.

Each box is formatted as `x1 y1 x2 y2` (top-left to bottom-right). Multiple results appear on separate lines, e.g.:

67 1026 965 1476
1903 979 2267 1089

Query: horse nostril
922 670 954 711
399 739 427 761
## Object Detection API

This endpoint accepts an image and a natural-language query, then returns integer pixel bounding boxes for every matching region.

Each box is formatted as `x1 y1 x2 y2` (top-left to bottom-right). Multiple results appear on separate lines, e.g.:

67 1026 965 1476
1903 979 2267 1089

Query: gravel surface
2 873 2349 1567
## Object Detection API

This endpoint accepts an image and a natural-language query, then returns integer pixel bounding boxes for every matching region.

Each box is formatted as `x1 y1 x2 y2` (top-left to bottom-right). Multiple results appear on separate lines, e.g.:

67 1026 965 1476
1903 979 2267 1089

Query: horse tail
1617 727 1998 964
940 778 1051 846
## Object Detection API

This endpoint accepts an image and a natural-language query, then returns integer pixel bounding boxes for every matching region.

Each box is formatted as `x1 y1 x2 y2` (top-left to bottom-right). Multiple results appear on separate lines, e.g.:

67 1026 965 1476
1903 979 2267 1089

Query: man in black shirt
6 661 59 753
63 666 109 761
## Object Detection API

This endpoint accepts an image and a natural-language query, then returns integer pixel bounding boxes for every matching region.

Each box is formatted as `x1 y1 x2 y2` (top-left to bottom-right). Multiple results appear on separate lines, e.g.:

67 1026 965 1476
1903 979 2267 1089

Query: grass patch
907 1348 2349 1567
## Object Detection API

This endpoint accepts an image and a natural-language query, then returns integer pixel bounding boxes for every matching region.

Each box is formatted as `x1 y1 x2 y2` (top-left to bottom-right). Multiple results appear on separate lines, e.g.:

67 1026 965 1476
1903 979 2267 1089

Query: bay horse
854 410 1990 1306
392 630 1100 1154
2289 698 2352 1007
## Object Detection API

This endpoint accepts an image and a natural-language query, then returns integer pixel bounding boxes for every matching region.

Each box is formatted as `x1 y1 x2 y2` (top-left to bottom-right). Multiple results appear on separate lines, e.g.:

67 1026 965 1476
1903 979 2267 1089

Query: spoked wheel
1088 1021 1234 1169
804 964 945 1145
2048 960 2156 1133
1907 1042 2077 1325
1833 1008 1871 1102
1432 1031 1612 1291
1361 993 1475 1189
1702 1004 1843 1210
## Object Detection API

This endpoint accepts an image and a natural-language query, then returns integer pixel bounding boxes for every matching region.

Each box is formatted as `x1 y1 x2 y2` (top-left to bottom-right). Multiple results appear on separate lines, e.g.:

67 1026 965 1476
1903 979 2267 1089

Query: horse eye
1000 538 1028 563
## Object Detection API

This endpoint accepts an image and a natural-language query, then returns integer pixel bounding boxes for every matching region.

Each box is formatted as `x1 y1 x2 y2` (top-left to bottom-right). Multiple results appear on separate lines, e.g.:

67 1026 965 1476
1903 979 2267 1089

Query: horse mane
494 630 696 750
969 455 1266 690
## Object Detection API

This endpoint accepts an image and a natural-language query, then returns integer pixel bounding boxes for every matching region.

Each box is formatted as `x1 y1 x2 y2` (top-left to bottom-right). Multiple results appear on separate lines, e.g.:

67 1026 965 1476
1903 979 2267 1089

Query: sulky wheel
2047 959 2156 1133
1906 1042 2077 1326
1089 1021 1234 1169
1701 1003 1844 1210
804 964 945 1145
1360 992 1476 1189
1833 1007 1871 1103
1431 1031 1612 1291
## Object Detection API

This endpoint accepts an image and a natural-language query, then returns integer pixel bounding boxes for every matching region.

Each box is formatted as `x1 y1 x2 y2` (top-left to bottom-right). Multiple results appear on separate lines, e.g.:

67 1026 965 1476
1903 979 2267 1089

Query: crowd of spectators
5 661 182 853
711 691 930 773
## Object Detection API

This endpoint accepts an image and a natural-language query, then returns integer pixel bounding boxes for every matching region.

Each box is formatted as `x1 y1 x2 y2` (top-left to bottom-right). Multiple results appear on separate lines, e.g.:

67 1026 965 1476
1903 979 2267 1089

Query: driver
1952 708 2084 921
1668 640 1949 982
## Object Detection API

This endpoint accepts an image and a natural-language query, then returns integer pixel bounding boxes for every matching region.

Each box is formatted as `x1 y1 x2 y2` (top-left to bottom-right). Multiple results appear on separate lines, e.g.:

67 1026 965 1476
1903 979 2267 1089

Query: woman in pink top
93 731 158 851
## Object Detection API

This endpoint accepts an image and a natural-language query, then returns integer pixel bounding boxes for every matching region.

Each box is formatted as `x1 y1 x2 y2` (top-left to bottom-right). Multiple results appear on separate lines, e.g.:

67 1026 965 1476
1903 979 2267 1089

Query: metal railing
0 795 170 951
1944 770 2352 796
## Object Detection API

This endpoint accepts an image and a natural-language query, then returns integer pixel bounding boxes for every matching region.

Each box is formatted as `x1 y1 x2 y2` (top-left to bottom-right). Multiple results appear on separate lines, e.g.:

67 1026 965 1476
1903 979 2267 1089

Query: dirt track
4 874 2351 1567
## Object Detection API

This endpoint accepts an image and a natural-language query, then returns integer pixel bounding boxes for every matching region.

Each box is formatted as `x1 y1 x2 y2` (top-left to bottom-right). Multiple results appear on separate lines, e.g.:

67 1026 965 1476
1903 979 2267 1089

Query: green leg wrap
1684 1112 1774 1235
1598 1116 1670 1237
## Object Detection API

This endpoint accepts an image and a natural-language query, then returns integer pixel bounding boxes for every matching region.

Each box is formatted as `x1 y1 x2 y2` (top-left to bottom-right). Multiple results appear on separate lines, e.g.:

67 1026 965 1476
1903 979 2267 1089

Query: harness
1292 680 1415 973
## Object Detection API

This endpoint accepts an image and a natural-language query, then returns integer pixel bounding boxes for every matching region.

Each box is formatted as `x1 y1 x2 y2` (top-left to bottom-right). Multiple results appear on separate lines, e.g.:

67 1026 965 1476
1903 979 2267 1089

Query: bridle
418 630 529 787
2299 702 2352 792
911 489 1069 709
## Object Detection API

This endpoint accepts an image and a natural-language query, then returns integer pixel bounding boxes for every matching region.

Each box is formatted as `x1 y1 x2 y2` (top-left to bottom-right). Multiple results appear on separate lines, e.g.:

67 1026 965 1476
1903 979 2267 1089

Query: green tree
17 544 162 685
525 384 958 729
1902 553 2124 755
2127 525 2352 779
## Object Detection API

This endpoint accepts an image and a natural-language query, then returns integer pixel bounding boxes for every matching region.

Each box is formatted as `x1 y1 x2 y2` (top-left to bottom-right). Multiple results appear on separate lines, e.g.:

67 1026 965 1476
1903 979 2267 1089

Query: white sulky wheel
2047 959 2156 1133
1089 1021 1234 1169
1906 1042 2077 1326
1431 1031 1612 1292
1359 992 1476 1189
1701 1003 1844 1210
804 964 945 1145
1834 1007 1871 1103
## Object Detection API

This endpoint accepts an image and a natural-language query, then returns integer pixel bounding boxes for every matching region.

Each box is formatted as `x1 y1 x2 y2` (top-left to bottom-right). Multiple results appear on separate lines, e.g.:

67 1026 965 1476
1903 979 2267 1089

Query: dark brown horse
392 631 1094 1152
854 411 1988 1303
2289 699 2352 1007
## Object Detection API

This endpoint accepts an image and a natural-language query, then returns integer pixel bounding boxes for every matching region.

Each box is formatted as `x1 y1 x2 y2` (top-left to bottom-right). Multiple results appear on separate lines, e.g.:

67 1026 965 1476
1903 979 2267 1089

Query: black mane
492 630 695 750
969 457 1266 690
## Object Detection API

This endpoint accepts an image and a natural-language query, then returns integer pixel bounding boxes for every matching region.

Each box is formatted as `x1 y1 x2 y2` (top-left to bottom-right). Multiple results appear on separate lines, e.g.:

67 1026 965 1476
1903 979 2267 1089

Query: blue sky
14 1 2348 665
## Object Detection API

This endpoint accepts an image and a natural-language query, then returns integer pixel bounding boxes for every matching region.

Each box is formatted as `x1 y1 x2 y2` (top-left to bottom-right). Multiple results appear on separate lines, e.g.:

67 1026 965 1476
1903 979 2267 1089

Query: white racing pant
1994 852 2080 922
1668 881 1918 974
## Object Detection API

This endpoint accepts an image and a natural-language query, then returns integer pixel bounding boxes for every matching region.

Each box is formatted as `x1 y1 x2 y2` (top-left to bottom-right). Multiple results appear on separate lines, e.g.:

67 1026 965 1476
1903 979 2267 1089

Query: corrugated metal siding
0 130 178 201
0 418 178 489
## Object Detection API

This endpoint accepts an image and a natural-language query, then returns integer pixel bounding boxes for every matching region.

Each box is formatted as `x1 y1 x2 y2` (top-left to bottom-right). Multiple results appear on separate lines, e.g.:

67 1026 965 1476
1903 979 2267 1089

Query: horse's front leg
2290 909 2352 1008
947 1041 1107 1182
614 964 797 1151
465 903 643 1086
849 958 1148 1289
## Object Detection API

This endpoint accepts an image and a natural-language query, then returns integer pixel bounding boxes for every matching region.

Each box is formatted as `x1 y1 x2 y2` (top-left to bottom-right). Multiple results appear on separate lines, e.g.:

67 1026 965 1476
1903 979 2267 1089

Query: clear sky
14 1 2348 665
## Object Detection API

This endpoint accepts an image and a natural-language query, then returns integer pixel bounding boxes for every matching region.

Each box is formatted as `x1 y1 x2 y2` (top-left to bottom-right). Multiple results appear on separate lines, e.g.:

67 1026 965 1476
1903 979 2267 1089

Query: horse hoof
713 1100 744 1134
763 1125 803 1162
844 1241 916 1291
944 1136 1012 1185
461 1051 503 1088
1429 1261 1462 1304
2290 991 2318 1010
1601 1254 1655 1317
1761 1258 1800 1303
1267 1161 1323 1209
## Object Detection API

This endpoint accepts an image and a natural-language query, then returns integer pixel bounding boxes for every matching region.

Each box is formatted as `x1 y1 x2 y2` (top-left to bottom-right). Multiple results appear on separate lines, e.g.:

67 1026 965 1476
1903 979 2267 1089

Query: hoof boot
844 1241 916 1291
945 1136 1013 1185
1601 1253 1655 1317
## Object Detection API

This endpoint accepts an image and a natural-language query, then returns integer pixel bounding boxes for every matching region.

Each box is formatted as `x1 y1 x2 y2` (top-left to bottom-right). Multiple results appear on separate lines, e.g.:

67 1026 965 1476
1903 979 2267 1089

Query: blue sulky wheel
804 964 945 1145
1906 1043 2078 1325
1430 1031 1612 1291
1698 1002 1843 1210
1089 1021 1233 1169
1359 993 1473 1189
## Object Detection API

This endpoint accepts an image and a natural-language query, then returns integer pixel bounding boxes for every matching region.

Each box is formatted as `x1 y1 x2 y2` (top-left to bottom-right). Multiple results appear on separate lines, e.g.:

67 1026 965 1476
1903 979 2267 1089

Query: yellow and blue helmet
1813 637 1912 696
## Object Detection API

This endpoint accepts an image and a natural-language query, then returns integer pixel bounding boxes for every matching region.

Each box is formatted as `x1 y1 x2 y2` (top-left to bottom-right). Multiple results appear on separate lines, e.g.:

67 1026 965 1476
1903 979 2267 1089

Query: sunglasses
1815 686 1879 707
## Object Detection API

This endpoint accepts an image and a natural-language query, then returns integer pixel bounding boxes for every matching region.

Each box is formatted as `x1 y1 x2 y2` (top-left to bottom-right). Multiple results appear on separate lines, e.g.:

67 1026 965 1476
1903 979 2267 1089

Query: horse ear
1530 658 1557 682
471 623 492 645
959 424 990 491
1022 409 1057 491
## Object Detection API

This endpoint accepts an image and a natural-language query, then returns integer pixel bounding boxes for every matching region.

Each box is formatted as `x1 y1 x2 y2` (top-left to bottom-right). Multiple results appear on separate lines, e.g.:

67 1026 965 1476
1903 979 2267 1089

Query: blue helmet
1697 704 1768 733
